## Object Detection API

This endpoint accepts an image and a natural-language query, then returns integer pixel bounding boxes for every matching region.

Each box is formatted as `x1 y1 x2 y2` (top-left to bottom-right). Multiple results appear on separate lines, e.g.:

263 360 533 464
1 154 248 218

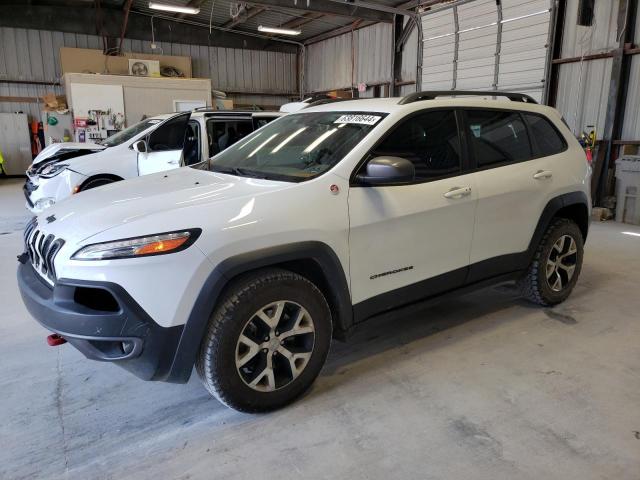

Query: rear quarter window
465 109 533 167
524 113 567 157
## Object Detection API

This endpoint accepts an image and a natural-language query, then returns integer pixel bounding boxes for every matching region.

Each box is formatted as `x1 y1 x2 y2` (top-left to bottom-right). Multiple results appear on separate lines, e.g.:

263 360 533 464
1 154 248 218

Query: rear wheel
196 269 332 413
519 218 584 306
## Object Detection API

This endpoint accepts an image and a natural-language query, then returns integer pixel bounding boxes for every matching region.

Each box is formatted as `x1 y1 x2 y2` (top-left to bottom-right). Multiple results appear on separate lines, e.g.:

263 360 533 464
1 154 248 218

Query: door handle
533 170 553 179
168 160 179 165
443 186 472 199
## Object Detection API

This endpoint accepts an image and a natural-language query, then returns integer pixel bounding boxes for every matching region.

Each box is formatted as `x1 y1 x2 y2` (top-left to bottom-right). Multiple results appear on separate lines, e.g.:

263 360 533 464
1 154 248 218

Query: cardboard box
41 93 68 112
215 99 234 110
591 207 613 221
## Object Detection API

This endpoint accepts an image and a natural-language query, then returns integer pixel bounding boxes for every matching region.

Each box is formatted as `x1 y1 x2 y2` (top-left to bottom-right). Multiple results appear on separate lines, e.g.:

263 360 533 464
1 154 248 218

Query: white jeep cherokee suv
18 91 591 412
24 110 281 213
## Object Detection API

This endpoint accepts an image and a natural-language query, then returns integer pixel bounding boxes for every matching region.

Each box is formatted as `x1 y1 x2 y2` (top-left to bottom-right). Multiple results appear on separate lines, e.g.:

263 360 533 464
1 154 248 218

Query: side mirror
356 156 415 185
132 140 147 153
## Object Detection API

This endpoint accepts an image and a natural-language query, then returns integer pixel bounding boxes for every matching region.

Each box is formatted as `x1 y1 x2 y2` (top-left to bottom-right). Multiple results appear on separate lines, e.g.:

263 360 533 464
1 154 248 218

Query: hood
36 167 292 244
32 142 105 166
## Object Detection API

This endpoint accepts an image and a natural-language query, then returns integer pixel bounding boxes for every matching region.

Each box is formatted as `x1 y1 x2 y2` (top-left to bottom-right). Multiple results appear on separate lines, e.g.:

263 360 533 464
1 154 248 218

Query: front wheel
519 218 584 306
196 269 332 413
80 177 117 191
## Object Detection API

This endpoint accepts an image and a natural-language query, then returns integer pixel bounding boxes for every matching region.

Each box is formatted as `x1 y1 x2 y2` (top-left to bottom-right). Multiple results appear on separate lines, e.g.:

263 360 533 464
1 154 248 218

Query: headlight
40 163 68 178
34 197 56 211
71 229 201 261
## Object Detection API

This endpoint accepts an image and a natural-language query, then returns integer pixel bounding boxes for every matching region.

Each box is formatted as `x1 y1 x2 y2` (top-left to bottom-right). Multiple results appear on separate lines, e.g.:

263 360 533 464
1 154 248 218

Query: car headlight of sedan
39 163 69 178
71 229 201 261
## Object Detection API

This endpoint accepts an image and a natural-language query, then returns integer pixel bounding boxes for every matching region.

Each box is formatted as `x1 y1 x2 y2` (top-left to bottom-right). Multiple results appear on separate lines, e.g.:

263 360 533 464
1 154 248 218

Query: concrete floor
1 177 639 480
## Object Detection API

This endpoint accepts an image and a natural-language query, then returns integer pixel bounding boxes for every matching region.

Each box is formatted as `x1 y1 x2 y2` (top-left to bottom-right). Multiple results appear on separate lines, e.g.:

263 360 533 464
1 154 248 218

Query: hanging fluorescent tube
258 25 302 36
148 2 200 14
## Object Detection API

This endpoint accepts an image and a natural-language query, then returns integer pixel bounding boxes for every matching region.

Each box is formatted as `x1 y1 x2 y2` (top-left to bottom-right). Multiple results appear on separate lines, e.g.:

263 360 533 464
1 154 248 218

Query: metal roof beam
303 19 376 44
222 5 267 28
246 0 393 23
175 0 210 19
0 4 298 52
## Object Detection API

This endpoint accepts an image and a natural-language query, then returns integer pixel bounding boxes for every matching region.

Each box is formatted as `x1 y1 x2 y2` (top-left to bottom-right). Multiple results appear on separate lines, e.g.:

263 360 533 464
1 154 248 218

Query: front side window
465 110 533 167
524 113 567 157
206 112 385 182
371 109 461 180
148 114 190 151
183 121 201 166
99 118 161 147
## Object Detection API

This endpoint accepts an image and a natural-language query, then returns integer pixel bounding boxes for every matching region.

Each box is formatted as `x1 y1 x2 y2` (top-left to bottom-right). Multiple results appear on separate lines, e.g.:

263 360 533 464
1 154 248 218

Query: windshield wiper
211 165 268 179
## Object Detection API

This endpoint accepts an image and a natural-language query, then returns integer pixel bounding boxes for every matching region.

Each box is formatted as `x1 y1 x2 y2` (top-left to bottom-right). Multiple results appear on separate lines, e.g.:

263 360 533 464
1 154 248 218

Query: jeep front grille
23 218 65 285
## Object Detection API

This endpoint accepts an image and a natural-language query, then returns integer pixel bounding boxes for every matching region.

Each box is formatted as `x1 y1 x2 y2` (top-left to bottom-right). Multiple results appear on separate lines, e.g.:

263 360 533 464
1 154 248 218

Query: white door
463 109 562 273
348 109 477 319
137 112 190 176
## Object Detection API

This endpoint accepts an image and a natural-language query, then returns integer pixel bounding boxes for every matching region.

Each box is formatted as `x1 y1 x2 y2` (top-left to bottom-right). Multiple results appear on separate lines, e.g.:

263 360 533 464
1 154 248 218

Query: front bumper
17 260 184 382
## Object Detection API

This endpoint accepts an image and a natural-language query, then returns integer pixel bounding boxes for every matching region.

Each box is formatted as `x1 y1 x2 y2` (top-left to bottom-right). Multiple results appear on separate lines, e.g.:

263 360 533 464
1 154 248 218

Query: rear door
464 109 565 280
137 112 190 175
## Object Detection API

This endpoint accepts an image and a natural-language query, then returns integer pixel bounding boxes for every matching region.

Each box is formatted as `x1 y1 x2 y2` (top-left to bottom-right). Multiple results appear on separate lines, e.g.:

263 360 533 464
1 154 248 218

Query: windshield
99 118 162 147
205 111 386 182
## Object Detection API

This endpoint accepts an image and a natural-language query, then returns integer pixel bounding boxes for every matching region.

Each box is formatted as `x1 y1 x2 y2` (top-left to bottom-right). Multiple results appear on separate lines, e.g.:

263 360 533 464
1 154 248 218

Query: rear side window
253 116 279 129
524 114 567 157
207 120 253 155
465 110 533 167
372 109 461 180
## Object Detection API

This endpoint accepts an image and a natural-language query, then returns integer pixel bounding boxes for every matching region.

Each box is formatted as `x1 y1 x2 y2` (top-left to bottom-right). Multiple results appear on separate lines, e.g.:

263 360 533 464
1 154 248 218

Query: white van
24 110 282 213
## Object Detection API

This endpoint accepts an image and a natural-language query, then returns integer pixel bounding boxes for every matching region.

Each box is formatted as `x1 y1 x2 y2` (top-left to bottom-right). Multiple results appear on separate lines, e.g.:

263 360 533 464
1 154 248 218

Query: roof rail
398 90 537 105
306 97 352 107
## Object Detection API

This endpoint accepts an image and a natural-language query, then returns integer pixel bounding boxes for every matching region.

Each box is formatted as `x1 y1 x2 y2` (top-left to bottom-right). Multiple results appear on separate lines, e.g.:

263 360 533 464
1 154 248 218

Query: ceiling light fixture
148 2 200 14
258 25 302 36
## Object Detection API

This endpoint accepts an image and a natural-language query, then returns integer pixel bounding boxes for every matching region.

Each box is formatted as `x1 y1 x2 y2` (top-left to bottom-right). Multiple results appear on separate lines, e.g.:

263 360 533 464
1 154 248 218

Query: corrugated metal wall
304 23 393 93
554 0 618 138
0 26 297 121
399 17 418 95
420 0 552 101
621 8 640 141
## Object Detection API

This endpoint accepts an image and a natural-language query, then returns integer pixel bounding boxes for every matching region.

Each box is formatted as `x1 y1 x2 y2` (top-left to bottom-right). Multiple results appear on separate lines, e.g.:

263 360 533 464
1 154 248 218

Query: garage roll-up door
421 0 554 103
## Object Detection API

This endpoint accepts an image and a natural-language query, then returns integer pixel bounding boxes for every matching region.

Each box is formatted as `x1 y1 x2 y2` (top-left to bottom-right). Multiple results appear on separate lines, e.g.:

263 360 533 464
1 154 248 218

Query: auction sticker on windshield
334 114 382 126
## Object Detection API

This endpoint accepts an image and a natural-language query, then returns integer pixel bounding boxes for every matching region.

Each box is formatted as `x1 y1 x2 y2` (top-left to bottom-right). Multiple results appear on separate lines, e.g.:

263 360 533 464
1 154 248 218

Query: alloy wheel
235 300 315 392
546 235 578 292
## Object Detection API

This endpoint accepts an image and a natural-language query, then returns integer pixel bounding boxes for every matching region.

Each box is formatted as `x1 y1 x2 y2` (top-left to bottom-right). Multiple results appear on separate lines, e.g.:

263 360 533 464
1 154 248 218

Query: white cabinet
0 113 31 175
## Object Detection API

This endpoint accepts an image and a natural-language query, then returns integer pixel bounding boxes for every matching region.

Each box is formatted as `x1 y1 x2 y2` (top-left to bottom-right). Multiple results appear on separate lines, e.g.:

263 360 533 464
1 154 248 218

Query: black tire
81 177 117 191
519 217 584 306
196 268 332 413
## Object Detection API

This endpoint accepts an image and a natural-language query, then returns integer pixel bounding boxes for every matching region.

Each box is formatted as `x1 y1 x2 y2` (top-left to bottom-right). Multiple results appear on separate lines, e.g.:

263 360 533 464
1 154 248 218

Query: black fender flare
164 241 352 383
526 191 590 257
78 174 124 191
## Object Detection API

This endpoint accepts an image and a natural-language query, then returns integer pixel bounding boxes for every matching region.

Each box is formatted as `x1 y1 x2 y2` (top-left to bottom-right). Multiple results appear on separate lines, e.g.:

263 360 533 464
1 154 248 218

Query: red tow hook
47 334 67 346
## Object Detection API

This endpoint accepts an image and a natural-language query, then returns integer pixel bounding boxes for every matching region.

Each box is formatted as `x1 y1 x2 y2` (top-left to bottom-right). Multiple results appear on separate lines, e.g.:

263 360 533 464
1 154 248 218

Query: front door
348 109 477 320
137 112 190 175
